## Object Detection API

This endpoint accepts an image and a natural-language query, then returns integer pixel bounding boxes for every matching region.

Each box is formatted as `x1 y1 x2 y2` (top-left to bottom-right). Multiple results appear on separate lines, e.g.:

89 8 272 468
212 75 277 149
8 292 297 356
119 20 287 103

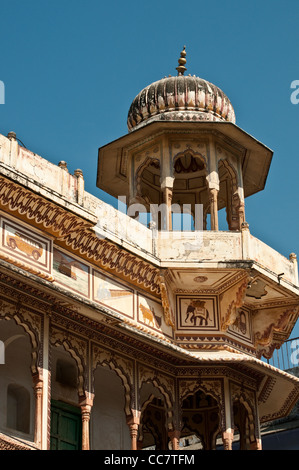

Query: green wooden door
50 400 82 450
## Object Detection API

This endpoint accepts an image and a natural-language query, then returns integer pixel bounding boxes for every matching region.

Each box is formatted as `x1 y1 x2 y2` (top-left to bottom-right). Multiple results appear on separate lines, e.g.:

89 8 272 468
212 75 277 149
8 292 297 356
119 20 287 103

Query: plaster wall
249 234 296 284
156 230 242 262
0 132 297 287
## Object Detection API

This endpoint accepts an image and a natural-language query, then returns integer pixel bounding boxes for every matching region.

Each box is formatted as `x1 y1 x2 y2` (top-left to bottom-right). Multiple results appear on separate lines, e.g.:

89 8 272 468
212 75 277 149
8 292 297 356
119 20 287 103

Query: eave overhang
97 120 273 201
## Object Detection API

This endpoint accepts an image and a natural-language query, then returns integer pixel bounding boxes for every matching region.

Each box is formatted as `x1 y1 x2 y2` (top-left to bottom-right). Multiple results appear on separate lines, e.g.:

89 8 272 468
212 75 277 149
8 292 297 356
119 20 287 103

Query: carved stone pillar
79 395 94 450
168 430 181 450
162 186 173 231
222 377 233 450
209 188 219 230
229 192 245 231
127 416 140 450
250 391 262 450
238 201 245 230
32 372 43 448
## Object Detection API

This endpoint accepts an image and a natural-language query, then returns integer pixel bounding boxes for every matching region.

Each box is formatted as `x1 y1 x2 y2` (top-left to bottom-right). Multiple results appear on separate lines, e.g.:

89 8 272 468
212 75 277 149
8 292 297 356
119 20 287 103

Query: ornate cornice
0 176 92 237
0 250 54 282
0 175 162 295
61 230 161 294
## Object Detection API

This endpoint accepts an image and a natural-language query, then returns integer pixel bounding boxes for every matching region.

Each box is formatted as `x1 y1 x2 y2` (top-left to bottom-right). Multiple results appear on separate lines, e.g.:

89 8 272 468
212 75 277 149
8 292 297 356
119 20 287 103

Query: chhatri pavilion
0 48 298 450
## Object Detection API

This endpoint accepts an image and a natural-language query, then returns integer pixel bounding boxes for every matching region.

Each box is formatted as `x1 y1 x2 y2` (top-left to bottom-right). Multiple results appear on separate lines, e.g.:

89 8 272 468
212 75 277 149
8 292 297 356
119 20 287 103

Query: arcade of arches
131 146 244 233
0 312 262 451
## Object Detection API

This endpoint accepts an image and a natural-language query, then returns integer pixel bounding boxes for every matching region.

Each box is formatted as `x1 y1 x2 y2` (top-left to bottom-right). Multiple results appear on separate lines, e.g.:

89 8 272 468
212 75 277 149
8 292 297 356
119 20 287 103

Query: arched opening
91 365 130 450
139 396 168 450
138 381 170 450
138 159 161 207
135 152 207 232
181 389 220 450
134 158 162 228
232 399 256 450
172 151 207 232
50 346 81 450
131 150 244 234
0 318 34 440
51 346 79 405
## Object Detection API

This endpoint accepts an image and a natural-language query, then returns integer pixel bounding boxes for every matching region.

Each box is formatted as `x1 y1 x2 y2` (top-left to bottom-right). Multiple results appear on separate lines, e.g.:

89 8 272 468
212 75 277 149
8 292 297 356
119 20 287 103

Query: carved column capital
168 430 181 450
32 370 43 448
79 394 94 450
32 373 43 396
162 186 173 231
222 431 234 450
208 187 219 231
127 415 140 451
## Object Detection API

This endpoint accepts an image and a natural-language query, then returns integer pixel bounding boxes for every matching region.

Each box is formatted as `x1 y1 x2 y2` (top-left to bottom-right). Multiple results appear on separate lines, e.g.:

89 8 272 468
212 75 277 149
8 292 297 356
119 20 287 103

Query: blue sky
0 1 298 332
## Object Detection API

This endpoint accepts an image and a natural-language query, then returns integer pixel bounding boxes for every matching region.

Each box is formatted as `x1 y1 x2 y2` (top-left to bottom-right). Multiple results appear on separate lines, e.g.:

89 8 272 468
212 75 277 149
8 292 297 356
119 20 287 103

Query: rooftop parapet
0 131 298 288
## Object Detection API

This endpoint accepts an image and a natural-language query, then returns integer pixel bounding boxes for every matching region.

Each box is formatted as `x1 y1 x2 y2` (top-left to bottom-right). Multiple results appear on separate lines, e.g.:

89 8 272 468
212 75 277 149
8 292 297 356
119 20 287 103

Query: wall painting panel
93 269 134 318
53 248 90 297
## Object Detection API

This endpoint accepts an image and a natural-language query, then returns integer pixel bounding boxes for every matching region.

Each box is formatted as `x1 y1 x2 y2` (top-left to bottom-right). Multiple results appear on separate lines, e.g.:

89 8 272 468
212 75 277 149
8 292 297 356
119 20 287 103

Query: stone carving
159 274 175 328
220 275 249 331
254 305 299 358
180 379 222 403
0 176 91 237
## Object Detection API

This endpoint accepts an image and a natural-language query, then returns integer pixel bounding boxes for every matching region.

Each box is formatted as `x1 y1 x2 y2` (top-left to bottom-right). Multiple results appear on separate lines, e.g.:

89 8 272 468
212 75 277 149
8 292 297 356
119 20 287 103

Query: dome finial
176 46 187 76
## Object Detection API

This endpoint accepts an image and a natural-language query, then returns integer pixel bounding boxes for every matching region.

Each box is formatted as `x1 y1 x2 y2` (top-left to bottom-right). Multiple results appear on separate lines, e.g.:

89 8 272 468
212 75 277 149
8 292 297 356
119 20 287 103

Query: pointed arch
91 344 134 417
231 385 259 449
0 300 41 374
138 365 174 431
134 157 161 209
50 327 87 397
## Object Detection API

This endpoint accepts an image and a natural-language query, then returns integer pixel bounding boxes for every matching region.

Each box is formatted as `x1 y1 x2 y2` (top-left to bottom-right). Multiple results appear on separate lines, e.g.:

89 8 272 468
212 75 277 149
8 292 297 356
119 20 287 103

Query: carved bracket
220 275 249 331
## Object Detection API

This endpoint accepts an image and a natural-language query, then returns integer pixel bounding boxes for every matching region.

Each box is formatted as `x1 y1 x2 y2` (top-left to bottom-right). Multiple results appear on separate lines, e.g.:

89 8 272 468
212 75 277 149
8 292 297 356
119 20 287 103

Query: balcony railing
266 337 299 371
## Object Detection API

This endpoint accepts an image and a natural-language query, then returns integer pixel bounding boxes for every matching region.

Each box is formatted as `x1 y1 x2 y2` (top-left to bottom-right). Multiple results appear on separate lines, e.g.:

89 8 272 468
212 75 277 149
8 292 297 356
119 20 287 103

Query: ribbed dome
127 48 235 131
